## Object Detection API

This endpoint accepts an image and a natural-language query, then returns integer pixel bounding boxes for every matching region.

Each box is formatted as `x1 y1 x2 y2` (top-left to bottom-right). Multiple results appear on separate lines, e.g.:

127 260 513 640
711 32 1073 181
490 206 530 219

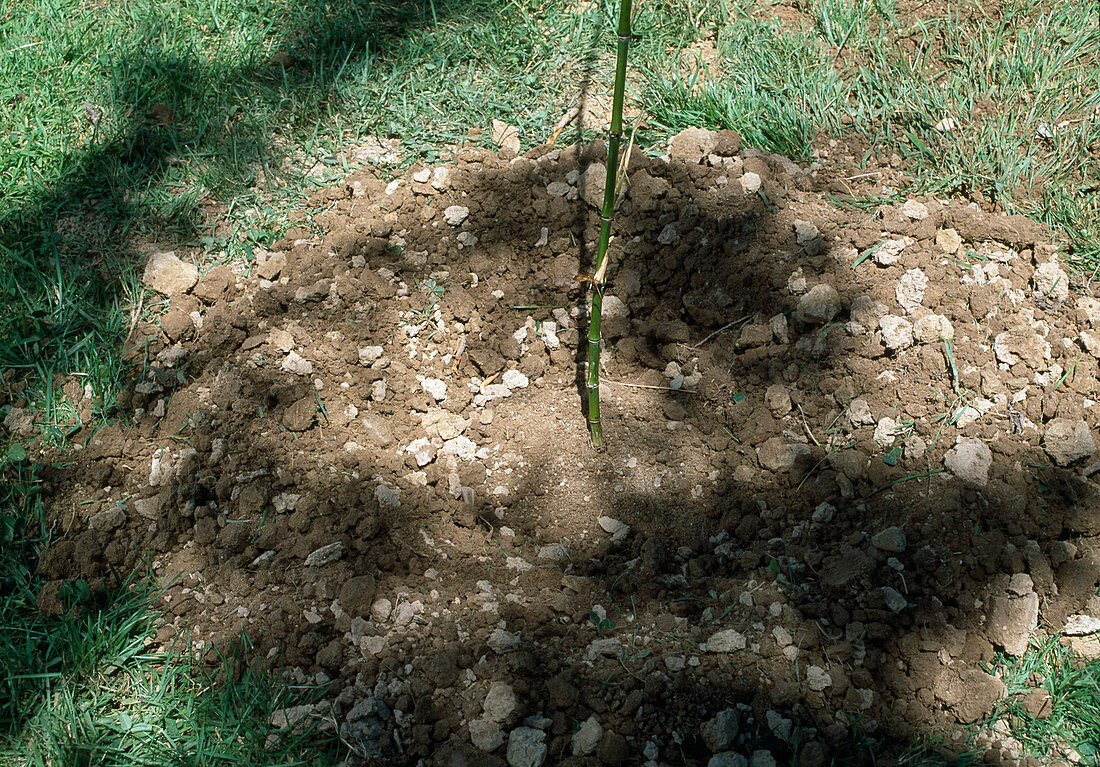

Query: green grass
991 636 1100 764
642 0 1100 264
0 452 339 765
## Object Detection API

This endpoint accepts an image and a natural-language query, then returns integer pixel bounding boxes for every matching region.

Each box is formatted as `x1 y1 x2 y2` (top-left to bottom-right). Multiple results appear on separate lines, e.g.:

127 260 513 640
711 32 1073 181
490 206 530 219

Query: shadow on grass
0 0 501 418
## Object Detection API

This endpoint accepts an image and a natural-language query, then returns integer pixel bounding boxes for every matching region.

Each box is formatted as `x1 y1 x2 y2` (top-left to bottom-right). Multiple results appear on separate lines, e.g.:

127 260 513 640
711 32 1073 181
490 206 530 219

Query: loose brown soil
18 126 1100 766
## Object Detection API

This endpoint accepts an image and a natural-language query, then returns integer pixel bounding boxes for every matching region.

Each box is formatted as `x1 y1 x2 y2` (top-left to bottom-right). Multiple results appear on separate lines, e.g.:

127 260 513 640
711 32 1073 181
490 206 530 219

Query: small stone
579 163 606 209
1079 296 1100 325
874 237 911 266
657 224 680 244
750 751 777 767
794 284 841 324
282 398 316 432
936 228 962 254
764 384 792 417
987 591 1039 656
709 753 749 767
488 628 520 654
871 526 906 553
392 599 423 627
770 313 789 344
597 516 631 542
1008 572 1034 597
470 719 505 752
503 370 529 389
442 436 477 460
256 250 287 280
700 708 739 751
361 414 393 446
443 205 469 225
572 716 602 756
142 251 198 296
1043 419 1096 466
900 199 929 220
420 377 448 401
882 586 907 613
806 665 832 692
294 279 330 303
506 727 547 767
846 398 874 426
757 438 812 473
765 710 792 742
586 638 622 659
600 294 631 339
358 346 384 365
873 417 901 449
2 407 35 437
305 541 344 567
896 268 928 313
491 119 521 154
421 410 469 440
374 484 400 509
944 438 993 486
1033 261 1070 303
811 502 838 523
740 172 762 194
1080 330 1100 356
793 219 819 244
665 656 686 672
850 296 889 330
537 544 568 561
281 351 313 376
903 435 926 460
879 315 914 351
1063 615 1100 635
88 507 125 532
546 181 571 197
913 314 954 343
786 267 807 295
705 629 747 653
484 681 518 723
412 168 431 183
371 598 392 622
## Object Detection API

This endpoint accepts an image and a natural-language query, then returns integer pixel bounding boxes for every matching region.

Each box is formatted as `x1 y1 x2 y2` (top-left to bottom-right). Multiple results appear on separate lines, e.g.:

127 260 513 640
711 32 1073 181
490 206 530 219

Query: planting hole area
19 128 1100 766
4 0 1100 764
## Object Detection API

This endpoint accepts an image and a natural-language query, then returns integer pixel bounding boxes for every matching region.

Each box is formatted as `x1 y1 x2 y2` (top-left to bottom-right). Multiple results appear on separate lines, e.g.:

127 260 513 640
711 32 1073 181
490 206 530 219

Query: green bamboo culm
587 0 633 448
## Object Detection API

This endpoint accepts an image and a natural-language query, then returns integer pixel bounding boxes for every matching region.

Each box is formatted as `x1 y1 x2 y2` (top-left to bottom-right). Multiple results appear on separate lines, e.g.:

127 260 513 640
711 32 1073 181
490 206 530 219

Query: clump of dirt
18 126 1100 766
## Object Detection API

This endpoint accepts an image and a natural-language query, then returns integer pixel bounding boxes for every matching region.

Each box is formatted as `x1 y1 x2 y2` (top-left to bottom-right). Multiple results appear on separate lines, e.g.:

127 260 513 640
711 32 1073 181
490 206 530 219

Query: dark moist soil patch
26 128 1100 766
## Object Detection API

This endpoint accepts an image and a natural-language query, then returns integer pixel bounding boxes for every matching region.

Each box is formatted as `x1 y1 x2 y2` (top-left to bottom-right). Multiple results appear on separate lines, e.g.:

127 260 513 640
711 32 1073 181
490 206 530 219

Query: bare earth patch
28 128 1100 766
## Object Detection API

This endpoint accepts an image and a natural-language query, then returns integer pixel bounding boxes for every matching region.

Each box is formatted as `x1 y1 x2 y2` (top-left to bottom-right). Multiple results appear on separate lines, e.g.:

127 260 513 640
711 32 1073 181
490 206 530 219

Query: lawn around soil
2 0 1100 765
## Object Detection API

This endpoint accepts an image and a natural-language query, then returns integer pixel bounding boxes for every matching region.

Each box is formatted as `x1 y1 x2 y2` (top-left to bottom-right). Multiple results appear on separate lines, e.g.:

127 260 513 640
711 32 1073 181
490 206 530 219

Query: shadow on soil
19 142 1100 766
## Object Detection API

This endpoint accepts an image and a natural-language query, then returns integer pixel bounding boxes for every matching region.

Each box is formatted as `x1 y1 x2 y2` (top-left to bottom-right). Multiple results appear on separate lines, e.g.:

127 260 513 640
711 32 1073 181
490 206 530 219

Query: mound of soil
24 127 1100 766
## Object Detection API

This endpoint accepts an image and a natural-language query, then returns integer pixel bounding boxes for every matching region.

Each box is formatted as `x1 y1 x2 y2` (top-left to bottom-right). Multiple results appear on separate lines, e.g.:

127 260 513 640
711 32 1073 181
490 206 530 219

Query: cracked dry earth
16 127 1100 767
